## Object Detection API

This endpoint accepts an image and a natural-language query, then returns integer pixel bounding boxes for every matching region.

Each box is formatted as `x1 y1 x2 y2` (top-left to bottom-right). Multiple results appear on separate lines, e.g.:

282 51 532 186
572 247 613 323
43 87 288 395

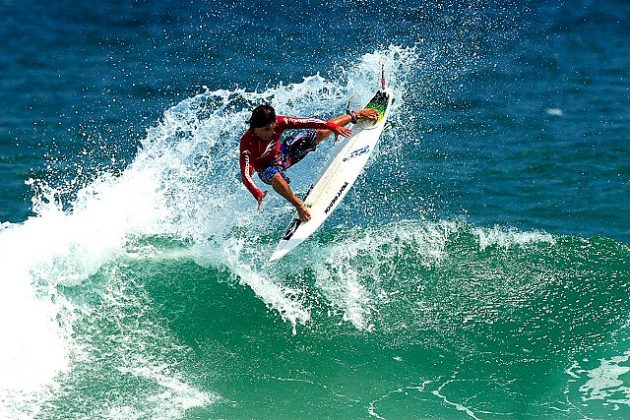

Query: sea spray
0 46 419 416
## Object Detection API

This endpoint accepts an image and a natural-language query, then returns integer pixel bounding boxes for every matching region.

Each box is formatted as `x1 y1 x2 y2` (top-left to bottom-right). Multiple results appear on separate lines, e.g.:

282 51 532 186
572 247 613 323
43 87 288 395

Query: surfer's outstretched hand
257 190 268 212
356 108 380 122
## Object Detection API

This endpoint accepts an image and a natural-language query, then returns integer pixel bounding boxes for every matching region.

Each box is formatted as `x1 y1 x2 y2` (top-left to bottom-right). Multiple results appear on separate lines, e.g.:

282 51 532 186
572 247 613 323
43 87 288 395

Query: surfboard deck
270 88 393 261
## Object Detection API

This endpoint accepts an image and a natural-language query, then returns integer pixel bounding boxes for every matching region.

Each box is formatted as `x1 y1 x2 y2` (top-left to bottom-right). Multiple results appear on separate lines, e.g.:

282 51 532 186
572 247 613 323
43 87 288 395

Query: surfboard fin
380 60 386 91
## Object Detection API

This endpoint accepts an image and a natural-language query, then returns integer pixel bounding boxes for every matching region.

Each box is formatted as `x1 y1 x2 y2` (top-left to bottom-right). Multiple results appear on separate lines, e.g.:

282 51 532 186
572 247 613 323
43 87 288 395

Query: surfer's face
253 122 276 141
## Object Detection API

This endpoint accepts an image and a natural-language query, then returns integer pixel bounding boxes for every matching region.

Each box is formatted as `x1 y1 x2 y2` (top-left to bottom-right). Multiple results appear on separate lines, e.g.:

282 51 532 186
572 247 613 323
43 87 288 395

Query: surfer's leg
270 173 311 222
258 165 290 185
258 165 310 222
283 130 318 167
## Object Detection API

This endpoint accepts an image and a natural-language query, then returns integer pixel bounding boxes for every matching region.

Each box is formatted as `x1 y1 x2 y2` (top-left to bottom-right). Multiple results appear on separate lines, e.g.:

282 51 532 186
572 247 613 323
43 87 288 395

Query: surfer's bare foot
296 204 311 222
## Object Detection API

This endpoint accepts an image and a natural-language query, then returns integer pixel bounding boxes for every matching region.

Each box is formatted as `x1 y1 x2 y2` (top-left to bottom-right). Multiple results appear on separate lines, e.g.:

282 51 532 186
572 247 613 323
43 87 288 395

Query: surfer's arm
277 115 344 133
315 108 379 143
239 149 266 203
277 115 353 143
328 108 379 126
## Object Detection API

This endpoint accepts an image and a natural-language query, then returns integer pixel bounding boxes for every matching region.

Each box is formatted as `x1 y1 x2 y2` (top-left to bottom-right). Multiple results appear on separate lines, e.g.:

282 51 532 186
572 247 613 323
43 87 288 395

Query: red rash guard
239 115 339 201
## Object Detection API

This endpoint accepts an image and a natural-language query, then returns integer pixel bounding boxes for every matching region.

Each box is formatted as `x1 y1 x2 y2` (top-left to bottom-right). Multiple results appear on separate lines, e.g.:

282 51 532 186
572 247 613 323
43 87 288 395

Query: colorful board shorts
258 130 317 185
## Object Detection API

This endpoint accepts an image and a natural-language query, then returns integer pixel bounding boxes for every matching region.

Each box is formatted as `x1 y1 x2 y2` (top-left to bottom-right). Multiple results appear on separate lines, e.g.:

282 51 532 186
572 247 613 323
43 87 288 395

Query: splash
290 219 562 331
0 45 418 416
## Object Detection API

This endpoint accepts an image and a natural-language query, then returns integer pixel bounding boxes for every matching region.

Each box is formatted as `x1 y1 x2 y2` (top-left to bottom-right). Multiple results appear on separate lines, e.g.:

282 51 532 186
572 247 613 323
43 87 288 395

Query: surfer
239 105 379 222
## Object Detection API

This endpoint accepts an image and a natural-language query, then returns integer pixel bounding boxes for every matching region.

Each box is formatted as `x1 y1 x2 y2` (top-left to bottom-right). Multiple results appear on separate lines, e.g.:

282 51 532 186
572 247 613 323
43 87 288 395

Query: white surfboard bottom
270 89 393 261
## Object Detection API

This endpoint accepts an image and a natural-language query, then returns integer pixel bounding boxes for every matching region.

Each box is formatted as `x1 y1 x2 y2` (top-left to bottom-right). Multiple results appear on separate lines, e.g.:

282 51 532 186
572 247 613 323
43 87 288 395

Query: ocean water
1 0 628 418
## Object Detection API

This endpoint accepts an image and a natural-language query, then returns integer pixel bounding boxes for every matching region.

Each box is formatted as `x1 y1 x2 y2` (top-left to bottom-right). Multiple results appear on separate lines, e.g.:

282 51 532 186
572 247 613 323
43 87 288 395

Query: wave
0 45 418 418
2 41 628 417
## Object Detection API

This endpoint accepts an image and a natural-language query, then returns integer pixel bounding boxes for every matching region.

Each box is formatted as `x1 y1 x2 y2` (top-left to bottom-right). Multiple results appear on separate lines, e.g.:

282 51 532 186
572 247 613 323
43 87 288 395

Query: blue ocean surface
1 1 628 418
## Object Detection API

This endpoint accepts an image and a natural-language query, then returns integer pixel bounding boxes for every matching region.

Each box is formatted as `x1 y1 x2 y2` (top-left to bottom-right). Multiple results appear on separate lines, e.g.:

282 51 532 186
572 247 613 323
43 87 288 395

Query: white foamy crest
473 225 555 251
194 237 311 332
0 164 170 416
312 219 459 329
314 252 374 331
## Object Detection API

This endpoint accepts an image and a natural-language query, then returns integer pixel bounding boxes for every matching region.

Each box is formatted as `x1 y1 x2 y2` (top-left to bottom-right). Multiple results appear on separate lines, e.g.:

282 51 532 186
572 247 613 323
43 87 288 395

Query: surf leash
380 60 386 91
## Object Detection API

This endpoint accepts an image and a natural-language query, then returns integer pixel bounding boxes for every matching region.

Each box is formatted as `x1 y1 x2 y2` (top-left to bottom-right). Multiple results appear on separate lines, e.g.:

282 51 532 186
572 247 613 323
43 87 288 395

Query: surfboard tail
270 238 302 261
269 248 290 262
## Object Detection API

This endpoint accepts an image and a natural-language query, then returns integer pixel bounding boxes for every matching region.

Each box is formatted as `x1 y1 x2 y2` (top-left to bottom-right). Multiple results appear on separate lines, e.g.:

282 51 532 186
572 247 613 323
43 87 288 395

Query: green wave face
41 220 630 419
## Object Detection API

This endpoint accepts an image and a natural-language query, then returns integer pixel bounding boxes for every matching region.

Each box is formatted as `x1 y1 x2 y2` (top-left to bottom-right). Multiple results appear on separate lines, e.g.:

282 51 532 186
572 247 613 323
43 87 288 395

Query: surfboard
269 85 394 261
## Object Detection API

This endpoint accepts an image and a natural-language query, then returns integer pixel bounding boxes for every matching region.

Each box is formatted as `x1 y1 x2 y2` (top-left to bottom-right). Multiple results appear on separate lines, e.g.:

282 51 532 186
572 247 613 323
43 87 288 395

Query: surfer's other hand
257 190 268 212
296 203 311 222
357 108 380 122
333 125 352 139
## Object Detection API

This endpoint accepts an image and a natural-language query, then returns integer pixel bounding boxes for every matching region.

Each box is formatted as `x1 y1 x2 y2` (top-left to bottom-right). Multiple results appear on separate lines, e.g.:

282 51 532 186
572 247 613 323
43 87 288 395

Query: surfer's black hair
248 104 276 128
